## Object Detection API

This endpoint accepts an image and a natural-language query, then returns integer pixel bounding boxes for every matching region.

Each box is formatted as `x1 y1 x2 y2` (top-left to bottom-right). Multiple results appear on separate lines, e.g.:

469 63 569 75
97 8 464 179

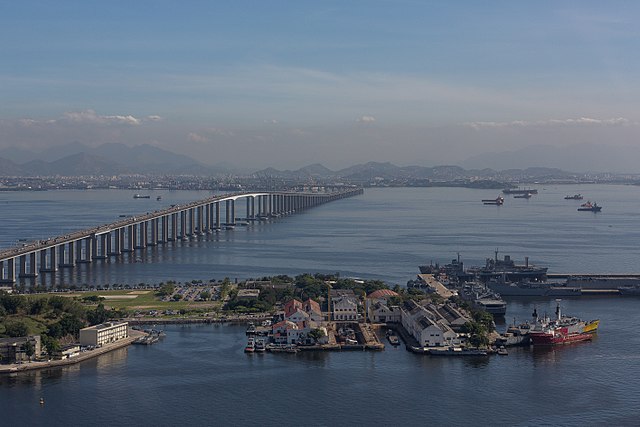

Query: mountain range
0 143 233 176
0 142 624 179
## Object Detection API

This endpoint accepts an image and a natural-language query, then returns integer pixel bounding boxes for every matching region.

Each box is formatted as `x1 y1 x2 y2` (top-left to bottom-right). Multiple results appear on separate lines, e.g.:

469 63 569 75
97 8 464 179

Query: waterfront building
0 335 41 364
366 289 401 323
400 300 460 348
368 302 402 323
79 321 129 347
330 290 359 321
271 320 311 345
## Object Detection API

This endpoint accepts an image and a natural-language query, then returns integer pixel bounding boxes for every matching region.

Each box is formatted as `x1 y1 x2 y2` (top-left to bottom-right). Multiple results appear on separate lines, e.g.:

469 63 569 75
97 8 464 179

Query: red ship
529 327 593 346
529 300 598 346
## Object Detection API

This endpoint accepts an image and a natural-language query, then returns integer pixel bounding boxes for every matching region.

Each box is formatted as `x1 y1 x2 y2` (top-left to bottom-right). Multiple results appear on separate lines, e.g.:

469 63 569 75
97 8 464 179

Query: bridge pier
0 258 16 284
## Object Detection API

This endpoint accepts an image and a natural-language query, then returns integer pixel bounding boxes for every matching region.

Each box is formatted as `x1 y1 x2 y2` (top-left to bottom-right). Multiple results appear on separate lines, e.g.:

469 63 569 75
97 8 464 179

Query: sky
1 1 640 171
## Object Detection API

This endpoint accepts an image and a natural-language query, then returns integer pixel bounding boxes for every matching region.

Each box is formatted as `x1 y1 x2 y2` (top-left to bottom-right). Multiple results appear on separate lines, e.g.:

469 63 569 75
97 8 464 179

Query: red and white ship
529 300 598 346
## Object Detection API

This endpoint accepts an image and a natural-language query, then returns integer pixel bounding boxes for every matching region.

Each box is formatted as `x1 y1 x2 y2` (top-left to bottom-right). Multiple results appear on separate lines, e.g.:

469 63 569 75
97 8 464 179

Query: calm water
2 186 640 426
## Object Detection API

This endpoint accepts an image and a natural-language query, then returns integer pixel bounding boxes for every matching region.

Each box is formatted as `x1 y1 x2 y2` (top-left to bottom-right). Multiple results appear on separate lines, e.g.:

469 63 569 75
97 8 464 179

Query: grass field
45 290 221 312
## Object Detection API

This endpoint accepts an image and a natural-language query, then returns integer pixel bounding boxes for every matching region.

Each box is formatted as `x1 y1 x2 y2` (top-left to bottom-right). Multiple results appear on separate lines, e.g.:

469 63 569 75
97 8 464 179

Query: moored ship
486 278 581 297
476 251 548 282
529 300 599 346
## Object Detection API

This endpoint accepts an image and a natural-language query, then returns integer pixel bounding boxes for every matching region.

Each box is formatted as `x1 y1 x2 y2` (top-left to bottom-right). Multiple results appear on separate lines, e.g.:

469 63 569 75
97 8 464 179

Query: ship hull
530 332 593 346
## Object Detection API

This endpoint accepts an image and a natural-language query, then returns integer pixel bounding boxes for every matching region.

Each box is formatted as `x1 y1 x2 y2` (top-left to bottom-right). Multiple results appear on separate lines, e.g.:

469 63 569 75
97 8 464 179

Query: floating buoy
39 397 45 405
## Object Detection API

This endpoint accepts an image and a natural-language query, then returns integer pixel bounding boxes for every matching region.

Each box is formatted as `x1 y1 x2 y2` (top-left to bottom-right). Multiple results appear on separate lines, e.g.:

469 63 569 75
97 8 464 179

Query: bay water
1 185 640 425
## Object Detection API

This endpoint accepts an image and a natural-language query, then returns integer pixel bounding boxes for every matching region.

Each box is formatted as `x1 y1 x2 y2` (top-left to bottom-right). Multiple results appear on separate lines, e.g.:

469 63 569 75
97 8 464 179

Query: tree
4 320 29 337
308 328 326 343
41 335 60 358
172 294 182 301
87 303 111 326
22 341 35 361
200 291 211 301
156 283 175 297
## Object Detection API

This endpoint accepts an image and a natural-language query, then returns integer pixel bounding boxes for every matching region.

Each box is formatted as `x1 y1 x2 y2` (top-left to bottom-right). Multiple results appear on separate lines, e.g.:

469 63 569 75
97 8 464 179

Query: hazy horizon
2 2 639 172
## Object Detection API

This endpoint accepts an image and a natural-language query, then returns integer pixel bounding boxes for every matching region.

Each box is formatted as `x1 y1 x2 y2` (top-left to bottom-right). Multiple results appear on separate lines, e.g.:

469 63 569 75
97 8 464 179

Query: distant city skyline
1 2 639 171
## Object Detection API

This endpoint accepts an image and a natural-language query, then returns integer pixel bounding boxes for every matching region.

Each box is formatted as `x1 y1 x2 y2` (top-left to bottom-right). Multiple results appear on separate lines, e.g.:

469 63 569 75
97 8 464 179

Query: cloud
356 115 376 123
465 117 630 129
187 132 211 143
62 109 142 125
146 115 163 122
263 119 279 124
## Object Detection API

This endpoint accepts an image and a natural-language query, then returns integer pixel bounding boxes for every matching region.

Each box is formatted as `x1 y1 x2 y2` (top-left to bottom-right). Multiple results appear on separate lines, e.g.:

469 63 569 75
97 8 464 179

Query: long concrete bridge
0 188 363 284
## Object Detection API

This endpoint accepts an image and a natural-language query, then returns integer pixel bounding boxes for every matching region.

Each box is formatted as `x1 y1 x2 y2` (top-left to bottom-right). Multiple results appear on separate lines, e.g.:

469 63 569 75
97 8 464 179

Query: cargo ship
529 301 599 346
564 194 583 200
133 194 151 199
502 187 538 195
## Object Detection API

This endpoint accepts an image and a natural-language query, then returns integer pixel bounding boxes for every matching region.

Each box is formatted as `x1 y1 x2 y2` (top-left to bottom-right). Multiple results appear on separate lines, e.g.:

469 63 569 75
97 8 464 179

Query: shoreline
0 329 145 375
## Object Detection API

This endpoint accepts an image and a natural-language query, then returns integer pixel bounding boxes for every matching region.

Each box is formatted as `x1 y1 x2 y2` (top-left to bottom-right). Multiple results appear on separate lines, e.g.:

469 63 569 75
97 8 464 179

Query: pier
0 188 363 284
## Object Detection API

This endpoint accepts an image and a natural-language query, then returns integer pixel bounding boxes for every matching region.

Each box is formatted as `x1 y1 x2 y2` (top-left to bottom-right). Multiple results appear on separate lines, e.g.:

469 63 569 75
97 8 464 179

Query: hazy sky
1 1 639 170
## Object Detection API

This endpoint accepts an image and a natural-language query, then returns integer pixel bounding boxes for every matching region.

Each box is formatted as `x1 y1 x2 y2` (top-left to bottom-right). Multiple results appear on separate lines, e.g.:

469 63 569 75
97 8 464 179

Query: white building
79 321 129 347
368 302 402 323
333 297 358 321
400 300 460 348
366 289 401 323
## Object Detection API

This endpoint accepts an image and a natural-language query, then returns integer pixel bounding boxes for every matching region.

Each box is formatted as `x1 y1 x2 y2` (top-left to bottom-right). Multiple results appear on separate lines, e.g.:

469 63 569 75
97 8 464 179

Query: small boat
497 346 508 356
133 194 151 199
482 196 504 205
386 329 400 346
156 196 162 201
564 194 583 200
244 338 255 353
284 344 299 353
246 322 256 335
577 201 602 212
255 338 266 352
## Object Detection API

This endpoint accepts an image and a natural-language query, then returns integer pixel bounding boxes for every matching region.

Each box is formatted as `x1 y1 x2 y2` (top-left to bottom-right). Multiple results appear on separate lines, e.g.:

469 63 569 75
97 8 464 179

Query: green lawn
50 290 221 312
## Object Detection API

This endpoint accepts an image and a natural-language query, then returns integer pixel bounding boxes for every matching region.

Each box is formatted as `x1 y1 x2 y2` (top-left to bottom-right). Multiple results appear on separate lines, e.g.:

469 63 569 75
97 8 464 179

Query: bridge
0 188 363 284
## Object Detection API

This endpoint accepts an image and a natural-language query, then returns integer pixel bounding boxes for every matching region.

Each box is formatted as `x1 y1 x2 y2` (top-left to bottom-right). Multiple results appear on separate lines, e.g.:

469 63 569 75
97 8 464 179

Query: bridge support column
215 202 221 230
136 222 147 249
170 213 178 241
0 258 15 283
180 211 187 239
39 248 57 272
149 219 158 246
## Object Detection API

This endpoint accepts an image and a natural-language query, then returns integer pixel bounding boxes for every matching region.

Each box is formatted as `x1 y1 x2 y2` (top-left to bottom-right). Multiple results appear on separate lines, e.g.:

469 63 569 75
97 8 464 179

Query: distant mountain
0 142 235 176
461 144 640 174
251 161 583 183
0 157 23 175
